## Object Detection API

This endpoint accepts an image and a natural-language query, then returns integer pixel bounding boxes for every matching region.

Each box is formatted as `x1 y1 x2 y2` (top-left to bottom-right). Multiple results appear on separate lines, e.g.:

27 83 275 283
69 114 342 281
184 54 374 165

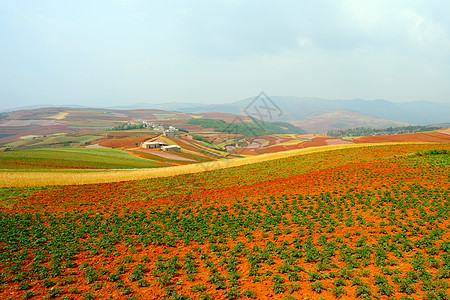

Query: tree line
327 125 442 137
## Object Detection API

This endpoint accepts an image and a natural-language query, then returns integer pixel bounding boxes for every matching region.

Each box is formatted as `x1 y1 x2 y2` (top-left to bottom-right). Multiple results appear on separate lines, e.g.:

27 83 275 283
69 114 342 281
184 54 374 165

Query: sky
1 0 450 109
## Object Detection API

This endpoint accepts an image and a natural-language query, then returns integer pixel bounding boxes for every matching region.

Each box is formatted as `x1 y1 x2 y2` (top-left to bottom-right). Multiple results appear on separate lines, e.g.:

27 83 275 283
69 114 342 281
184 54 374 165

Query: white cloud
399 8 450 51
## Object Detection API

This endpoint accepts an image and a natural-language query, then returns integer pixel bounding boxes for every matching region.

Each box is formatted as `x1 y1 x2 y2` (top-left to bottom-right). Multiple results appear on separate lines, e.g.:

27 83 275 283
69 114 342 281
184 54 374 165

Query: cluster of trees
186 118 305 138
327 125 441 137
191 135 209 143
110 123 148 131
0 113 8 120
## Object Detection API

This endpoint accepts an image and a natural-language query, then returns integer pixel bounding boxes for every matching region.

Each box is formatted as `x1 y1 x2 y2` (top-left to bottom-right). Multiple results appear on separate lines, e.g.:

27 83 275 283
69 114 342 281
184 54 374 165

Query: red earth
1 143 449 299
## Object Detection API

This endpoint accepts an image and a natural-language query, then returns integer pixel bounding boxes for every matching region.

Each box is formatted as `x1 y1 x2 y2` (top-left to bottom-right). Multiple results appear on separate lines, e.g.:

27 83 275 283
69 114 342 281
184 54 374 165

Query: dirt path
143 134 163 143
0 142 435 187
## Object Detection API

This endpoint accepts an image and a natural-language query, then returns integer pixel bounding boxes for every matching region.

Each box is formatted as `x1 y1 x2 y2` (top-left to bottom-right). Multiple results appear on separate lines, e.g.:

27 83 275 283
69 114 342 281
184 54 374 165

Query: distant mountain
109 102 205 111
289 111 408 133
164 96 449 131
4 97 449 133
332 99 450 125
230 97 450 125
0 104 87 113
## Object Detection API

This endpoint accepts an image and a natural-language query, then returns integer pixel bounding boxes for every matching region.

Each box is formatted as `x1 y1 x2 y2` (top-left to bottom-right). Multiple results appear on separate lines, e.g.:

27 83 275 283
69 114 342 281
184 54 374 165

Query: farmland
0 143 449 299
0 148 167 170
0 143 428 187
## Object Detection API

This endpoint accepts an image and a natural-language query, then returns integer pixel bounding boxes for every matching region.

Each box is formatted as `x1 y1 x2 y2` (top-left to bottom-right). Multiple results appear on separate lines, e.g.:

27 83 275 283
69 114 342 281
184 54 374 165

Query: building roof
143 141 164 145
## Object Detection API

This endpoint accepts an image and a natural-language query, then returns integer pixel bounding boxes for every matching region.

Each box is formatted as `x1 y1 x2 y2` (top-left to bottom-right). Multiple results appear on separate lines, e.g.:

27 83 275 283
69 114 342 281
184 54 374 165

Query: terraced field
0 143 449 299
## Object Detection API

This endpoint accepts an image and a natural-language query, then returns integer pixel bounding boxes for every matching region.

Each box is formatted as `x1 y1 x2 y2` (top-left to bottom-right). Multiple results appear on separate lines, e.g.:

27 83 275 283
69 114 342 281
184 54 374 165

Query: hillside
1 105 448 171
0 143 449 299
0 107 305 151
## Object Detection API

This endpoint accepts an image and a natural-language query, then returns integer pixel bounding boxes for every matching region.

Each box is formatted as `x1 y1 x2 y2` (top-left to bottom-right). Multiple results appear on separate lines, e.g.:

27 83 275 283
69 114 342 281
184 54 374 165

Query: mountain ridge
166 97 449 126
3 97 449 132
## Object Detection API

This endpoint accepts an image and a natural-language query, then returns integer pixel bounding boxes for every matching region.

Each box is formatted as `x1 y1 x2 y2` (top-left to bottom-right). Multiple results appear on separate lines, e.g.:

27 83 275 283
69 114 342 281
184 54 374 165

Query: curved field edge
0 142 441 187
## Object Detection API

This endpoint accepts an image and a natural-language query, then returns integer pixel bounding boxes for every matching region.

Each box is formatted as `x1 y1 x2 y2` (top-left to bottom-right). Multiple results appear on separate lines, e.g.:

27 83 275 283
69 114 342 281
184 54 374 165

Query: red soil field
354 131 450 144
1 143 449 299
95 133 157 148
255 143 301 154
298 137 329 148
325 139 354 145
163 137 221 159
0 125 74 144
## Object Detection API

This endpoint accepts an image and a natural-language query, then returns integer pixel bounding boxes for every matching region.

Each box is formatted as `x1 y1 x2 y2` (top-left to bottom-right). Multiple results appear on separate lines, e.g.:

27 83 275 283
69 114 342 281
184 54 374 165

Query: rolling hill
151 97 450 132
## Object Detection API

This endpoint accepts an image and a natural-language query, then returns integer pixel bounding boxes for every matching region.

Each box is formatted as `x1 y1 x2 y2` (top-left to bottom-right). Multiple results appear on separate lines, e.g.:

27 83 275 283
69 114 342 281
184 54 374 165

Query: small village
114 120 182 152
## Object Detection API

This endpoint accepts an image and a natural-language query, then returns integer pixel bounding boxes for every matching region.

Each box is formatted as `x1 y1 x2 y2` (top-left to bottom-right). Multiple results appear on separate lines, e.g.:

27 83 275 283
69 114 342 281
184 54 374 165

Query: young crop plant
272 274 285 284
273 283 286 294
396 276 417 294
355 282 373 299
198 291 214 300
242 289 256 298
310 281 326 293
191 283 207 293
307 270 322 282
224 287 241 299
91 283 103 291
18 282 32 290
137 279 150 287
84 266 100 284
333 277 346 287
42 279 56 288
378 282 395 296
82 291 95 300
129 264 147 282
332 286 347 298
22 291 38 299
46 287 62 298
122 286 133 295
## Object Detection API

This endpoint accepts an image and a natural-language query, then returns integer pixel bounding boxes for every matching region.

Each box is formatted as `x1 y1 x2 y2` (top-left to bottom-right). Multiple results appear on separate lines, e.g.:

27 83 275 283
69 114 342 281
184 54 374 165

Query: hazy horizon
1 1 450 109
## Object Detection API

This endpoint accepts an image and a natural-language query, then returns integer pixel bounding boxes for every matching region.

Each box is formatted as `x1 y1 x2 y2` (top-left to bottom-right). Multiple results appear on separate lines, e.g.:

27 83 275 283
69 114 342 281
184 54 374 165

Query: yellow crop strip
45 112 68 120
0 142 436 188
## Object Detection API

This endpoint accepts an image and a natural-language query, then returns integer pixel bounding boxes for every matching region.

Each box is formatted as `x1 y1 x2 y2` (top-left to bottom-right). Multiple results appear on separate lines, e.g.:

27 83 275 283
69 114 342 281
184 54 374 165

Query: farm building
161 145 181 152
141 141 167 149
163 130 175 137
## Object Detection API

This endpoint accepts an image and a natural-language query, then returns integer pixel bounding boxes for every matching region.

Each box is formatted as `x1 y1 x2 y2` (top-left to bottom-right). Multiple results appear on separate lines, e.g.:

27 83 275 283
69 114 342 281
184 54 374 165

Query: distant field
45 112 68 119
0 148 165 170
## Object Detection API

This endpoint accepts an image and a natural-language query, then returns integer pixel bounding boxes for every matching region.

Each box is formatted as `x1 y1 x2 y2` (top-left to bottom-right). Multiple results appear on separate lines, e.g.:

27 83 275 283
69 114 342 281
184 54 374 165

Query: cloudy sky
1 0 449 108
